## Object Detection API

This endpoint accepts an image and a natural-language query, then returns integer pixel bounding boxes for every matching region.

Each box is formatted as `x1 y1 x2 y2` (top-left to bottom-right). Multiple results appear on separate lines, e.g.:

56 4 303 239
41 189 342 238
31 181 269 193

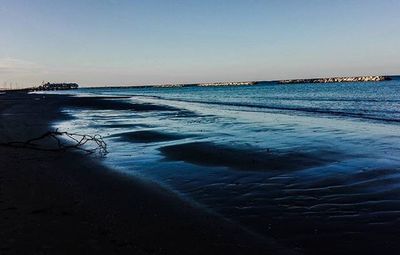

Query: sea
50 77 400 254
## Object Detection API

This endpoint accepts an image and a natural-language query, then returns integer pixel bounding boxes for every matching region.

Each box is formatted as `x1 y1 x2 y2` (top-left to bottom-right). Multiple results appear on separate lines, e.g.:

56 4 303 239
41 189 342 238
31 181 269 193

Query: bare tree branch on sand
0 129 108 157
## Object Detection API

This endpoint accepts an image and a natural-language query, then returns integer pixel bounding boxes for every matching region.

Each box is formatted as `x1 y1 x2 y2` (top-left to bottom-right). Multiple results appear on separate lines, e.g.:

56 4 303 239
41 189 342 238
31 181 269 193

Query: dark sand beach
0 92 294 254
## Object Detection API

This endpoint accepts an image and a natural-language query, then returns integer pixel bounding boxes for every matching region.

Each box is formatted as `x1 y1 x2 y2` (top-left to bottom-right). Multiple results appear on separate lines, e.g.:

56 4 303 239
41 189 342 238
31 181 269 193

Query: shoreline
2 75 398 93
0 92 293 254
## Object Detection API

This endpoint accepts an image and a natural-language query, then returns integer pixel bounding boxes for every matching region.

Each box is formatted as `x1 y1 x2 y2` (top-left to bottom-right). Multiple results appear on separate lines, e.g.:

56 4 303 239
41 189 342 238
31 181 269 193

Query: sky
1 0 399 88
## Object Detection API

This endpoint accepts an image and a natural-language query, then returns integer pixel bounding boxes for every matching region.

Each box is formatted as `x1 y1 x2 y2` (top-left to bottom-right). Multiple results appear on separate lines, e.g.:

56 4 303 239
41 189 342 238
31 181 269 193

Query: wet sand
65 96 179 111
159 142 343 171
0 92 294 254
111 130 191 143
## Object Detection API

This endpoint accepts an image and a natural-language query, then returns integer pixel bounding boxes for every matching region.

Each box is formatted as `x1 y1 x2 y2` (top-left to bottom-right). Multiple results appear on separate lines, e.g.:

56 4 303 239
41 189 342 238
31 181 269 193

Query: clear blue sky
1 0 399 87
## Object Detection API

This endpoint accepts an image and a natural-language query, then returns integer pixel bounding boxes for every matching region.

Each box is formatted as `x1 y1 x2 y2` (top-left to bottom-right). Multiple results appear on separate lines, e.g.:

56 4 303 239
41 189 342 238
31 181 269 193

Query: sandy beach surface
0 92 294 254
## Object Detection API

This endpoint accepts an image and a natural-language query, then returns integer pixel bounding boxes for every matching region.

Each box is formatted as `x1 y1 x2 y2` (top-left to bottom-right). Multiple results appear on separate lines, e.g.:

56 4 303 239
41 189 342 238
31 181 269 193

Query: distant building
37 82 79 91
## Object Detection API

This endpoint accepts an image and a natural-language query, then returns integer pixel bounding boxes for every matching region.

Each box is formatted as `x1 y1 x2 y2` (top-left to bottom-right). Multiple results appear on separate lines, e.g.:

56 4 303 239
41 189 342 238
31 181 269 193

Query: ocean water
55 79 400 254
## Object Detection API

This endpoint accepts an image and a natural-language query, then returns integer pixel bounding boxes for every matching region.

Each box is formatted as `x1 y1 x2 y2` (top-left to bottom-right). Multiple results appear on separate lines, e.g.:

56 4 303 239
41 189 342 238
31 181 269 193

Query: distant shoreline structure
277 75 391 84
0 75 396 92
89 75 394 89
35 82 79 91
156 81 257 88
0 82 79 92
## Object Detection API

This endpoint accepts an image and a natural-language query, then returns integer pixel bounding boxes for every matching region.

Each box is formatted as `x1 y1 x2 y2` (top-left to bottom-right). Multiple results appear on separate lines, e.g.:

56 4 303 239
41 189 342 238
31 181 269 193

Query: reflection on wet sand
112 130 192 143
160 141 344 171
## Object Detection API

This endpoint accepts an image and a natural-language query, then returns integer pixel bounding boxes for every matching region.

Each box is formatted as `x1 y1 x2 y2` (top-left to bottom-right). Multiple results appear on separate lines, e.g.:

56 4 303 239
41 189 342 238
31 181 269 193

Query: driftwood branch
0 129 108 157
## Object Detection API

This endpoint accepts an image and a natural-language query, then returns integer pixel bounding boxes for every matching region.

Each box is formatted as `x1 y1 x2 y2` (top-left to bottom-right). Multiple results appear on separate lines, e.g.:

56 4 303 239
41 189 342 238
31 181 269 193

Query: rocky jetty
198 81 256 87
151 81 257 88
278 76 391 84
